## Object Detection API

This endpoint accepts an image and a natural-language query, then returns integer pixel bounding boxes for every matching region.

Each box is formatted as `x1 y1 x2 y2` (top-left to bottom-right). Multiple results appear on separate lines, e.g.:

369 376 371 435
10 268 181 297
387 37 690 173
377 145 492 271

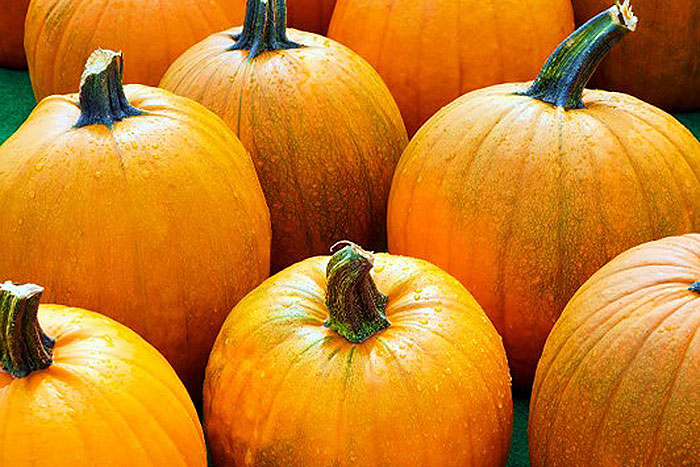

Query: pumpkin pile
0 0 698 465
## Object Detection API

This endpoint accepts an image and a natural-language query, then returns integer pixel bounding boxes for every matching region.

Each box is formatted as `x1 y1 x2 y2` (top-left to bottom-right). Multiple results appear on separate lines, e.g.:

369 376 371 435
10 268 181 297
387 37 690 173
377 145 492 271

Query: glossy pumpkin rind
205 252 513 466
529 234 700 466
0 0 29 68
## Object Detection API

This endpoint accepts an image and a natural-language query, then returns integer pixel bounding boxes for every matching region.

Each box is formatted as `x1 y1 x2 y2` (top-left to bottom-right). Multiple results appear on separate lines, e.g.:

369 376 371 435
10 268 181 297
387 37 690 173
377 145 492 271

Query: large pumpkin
24 0 242 100
205 242 513 466
388 1 700 388
287 0 337 34
0 50 271 397
0 0 30 68
161 0 407 272
328 0 574 135
529 234 700 466
0 282 207 466
572 0 699 111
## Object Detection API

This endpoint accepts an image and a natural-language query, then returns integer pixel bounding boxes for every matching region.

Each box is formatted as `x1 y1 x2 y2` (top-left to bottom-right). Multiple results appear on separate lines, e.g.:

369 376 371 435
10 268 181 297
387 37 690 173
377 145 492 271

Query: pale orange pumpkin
0 282 207 466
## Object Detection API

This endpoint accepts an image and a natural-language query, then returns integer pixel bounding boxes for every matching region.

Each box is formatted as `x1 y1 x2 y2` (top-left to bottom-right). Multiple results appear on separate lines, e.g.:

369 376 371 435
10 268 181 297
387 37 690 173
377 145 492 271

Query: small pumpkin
205 242 512 466
24 0 243 100
0 0 30 68
529 234 700 466
328 0 574 135
0 50 270 398
161 0 407 272
0 282 207 466
388 1 700 388
572 0 699 111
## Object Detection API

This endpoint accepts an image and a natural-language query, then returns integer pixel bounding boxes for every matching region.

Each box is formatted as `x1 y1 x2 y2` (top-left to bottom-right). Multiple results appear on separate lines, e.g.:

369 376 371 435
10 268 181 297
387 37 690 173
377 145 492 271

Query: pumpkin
572 0 699 111
24 0 243 100
0 49 271 398
327 0 574 135
529 234 700 466
0 281 207 466
387 1 700 388
287 0 337 34
205 242 512 466
161 0 407 272
0 0 30 68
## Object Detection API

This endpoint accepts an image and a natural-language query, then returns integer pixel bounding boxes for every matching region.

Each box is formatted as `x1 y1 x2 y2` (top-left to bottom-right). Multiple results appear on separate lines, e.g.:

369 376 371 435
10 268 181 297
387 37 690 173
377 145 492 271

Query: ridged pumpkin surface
161 28 407 272
0 0 29 68
388 84 700 387
0 302 207 466
328 0 574 135
24 0 243 100
573 0 699 111
529 234 700 466
205 251 512 466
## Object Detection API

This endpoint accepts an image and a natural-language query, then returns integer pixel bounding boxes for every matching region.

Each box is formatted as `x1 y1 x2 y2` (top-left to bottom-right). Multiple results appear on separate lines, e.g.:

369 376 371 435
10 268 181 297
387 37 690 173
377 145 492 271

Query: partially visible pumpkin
24 0 243 100
287 0 337 34
529 234 700 466
205 242 512 466
328 0 574 135
0 50 271 398
388 2 700 388
0 282 207 466
572 0 699 111
161 0 407 272
0 0 29 68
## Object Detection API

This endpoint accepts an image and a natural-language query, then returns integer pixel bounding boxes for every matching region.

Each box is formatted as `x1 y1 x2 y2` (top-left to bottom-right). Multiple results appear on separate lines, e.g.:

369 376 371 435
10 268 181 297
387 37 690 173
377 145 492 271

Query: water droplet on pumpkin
419 319 428 325
34 163 44 171
28 191 35 199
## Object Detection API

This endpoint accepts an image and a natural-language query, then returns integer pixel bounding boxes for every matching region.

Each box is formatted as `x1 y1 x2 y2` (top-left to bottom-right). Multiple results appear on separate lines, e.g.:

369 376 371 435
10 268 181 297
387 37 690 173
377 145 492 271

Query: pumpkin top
520 0 637 109
231 0 301 59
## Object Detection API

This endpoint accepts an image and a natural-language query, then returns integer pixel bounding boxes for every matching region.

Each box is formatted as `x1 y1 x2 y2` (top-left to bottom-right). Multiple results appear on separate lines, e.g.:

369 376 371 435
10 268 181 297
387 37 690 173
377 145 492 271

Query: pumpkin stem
230 0 301 59
689 281 700 293
74 49 144 128
519 0 637 109
0 282 55 378
325 242 390 343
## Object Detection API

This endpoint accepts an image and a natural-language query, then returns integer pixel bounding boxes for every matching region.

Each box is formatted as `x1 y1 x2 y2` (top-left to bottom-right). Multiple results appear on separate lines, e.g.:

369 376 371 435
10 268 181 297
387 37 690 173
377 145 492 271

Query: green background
1 67 698 467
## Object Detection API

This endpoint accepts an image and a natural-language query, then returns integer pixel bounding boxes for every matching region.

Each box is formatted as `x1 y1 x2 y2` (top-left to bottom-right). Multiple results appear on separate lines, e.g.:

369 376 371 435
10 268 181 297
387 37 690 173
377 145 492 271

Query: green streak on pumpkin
230 0 302 59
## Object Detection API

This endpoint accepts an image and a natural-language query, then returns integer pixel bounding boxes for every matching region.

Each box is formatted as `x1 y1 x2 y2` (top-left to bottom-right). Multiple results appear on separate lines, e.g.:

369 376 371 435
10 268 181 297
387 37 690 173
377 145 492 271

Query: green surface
0 69 698 467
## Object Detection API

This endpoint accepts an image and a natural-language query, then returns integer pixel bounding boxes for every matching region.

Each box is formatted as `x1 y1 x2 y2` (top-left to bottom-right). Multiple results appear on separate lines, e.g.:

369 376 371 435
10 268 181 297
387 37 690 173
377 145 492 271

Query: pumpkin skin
0 51 271 398
572 0 699 111
0 0 30 68
24 0 243 100
161 7 407 272
0 284 207 467
287 0 337 34
328 0 574 135
529 234 700 466
204 245 513 466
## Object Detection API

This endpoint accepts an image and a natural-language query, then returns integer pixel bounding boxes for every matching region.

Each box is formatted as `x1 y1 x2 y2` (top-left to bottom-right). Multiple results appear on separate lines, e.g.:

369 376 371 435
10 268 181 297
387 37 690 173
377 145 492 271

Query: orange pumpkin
205 242 513 466
529 234 700 466
388 2 700 388
161 0 407 272
0 0 30 68
24 0 243 100
328 0 574 135
0 282 207 466
573 0 699 111
0 50 270 398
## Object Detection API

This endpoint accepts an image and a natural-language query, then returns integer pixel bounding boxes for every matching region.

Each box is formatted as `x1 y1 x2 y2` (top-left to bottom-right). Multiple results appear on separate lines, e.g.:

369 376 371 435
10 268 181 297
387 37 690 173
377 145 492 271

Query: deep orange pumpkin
388 2 700 388
205 242 513 466
161 0 407 272
328 0 574 135
573 0 699 111
0 50 270 398
529 234 700 466
0 282 207 466
0 0 30 68
287 0 337 34
24 0 243 100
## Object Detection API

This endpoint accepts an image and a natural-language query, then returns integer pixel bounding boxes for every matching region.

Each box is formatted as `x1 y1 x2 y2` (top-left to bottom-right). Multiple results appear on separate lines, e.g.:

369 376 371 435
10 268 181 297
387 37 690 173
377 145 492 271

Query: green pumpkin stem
0 282 55 378
689 281 700 294
74 49 144 128
519 0 637 109
230 0 301 59
325 242 390 343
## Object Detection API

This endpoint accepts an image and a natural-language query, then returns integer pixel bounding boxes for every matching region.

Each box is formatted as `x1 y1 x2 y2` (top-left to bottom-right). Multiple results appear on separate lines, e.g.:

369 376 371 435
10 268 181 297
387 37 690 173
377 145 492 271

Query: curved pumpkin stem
520 0 637 109
325 242 390 343
230 0 301 59
74 49 144 128
0 282 55 378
